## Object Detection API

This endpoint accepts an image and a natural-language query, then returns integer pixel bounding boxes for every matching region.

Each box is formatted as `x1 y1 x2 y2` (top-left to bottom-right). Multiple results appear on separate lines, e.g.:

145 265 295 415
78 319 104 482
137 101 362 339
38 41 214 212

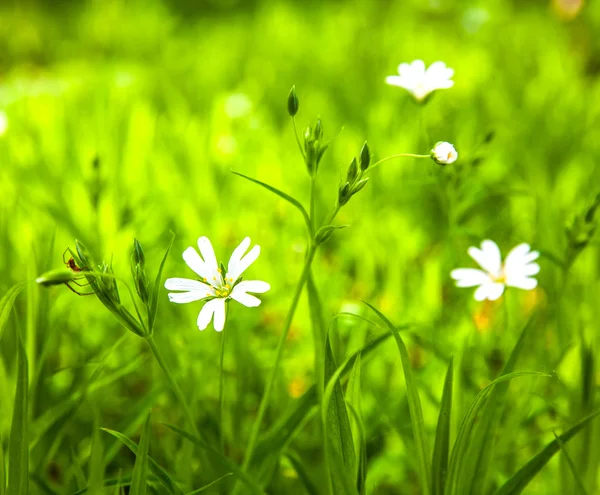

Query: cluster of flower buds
69 240 146 337
338 142 371 207
565 193 600 264
131 238 149 304
287 86 329 177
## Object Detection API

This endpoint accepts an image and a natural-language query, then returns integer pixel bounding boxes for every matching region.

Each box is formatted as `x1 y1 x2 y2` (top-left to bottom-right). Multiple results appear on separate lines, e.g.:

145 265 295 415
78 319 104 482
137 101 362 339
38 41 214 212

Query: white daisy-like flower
431 141 458 165
0 110 8 136
385 60 454 102
450 240 540 301
165 236 270 331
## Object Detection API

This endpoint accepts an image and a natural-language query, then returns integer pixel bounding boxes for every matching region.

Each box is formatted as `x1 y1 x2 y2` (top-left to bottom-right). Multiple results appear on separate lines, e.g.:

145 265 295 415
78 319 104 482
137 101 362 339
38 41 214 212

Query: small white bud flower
431 141 458 165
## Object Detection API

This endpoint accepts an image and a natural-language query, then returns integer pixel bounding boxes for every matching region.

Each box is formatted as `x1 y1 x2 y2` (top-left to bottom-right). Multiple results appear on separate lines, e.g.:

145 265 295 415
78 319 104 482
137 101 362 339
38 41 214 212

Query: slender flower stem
367 153 430 172
145 335 200 438
240 245 318 473
292 117 305 159
309 176 317 234
218 311 229 455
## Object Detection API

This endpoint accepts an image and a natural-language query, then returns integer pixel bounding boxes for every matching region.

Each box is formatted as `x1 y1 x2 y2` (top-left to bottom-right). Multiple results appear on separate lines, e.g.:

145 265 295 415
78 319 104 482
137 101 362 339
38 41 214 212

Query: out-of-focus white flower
165 237 270 331
451 240 540 301
0 110 8 136
431 141 458 165
385 60 454 102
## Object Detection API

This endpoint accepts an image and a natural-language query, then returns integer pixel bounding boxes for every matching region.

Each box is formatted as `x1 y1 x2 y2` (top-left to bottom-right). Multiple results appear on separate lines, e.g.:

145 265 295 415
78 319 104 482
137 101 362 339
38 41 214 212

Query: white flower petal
234 280 271 293
182 246 207 278
168 290 206 304
506 276 538 290
197 298 226 331
227 242 260 281
411 59 426 75
468 240 502 277
197 237 219 275
385 75 412 89
230 290 262 308
164 277 212 292
474 282 505 301
450 268 490 287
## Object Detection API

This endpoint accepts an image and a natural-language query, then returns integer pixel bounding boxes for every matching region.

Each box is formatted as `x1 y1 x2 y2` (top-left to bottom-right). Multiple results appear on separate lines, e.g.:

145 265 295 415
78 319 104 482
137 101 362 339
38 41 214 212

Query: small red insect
63 248 82 272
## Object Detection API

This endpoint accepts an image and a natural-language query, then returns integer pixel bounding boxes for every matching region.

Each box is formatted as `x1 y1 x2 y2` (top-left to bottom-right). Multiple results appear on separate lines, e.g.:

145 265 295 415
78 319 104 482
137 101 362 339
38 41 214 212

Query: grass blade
284 451 320 495
88 416 105 495
231 171 311 234
130 414 151 495
148 233 174 334
364 301 431 495
495 409 600 495
322 332 357 494
432 358 453 495
553 431 588 495
185 473 233 494
164 424 265 495
0 282 25 344
446 371 550 495
101 428 185 495
7 326 29 495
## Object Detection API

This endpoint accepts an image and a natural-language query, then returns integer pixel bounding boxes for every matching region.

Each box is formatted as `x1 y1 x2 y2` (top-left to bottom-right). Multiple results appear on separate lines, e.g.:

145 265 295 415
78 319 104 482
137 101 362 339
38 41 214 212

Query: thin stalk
367 153 430 173
309 176 317 234
219 310 229 456
145 335 200 438
292 117 306 159
239 245 318 472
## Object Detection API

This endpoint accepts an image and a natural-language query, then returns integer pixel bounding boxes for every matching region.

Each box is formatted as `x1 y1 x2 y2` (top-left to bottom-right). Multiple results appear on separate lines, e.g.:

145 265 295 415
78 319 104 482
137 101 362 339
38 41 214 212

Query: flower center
491 269 506 284
203 268 236 298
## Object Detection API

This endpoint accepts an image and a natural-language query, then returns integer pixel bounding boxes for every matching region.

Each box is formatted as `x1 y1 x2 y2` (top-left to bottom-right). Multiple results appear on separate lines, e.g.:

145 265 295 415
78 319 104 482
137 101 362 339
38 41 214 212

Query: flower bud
359 142 370 171
346 157 358 183
315 224 347 245
75 240 94 271
431 141 458 166
287 86 299 117
314 118 323 141
36 268 78 287
134 264 149 304
132 238 145 267
338 182 351 206
351 177 369 195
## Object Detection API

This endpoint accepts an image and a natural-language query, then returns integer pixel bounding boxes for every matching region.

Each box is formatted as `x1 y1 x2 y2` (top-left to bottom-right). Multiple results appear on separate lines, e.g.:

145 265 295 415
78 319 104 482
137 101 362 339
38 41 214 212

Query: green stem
367 153 430 173
310 176 317 234
145 335 200 438
239 245 318 473
219 312 229 456
292 117 306 159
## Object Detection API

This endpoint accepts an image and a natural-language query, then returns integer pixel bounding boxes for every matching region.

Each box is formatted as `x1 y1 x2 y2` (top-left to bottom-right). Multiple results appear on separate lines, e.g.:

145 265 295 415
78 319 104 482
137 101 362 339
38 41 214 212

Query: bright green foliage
2 1 600 494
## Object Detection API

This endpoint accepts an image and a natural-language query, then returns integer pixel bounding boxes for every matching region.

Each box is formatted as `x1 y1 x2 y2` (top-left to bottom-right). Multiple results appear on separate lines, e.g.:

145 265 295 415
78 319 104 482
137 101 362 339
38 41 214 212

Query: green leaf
7 327 29 495
164 424 265 495
101 428 185 495
446 371 550 495
553 431 588 495
252 331 393 469
454 316 535 495
345 402 367 495
307 270 326 397
0 283 25 344
185 473 233 494
88 418 105 495
495 409 600 495
345 354 364 491
130 414 151 495
283 451 320 495
364 301 431 495
149 233 175 334
0 434 5 495
231 171 311 235
432 358 453 495
322 332 357 494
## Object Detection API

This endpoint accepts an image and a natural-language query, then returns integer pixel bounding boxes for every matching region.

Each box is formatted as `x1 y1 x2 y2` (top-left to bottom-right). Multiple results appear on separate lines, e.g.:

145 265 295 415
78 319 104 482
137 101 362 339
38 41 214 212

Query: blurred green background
1 0 600 493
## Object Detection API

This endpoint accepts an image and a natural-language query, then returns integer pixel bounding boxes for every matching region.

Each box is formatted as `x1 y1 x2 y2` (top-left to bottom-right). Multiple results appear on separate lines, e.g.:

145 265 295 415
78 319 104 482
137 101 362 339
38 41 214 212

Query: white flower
165 236 270 331
431 141 458 165
450 240 540 301
385 60 454 102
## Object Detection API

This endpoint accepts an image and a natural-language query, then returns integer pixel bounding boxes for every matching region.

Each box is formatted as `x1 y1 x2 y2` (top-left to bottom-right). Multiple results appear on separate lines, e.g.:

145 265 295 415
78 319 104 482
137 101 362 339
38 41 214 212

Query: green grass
1 0 600 493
